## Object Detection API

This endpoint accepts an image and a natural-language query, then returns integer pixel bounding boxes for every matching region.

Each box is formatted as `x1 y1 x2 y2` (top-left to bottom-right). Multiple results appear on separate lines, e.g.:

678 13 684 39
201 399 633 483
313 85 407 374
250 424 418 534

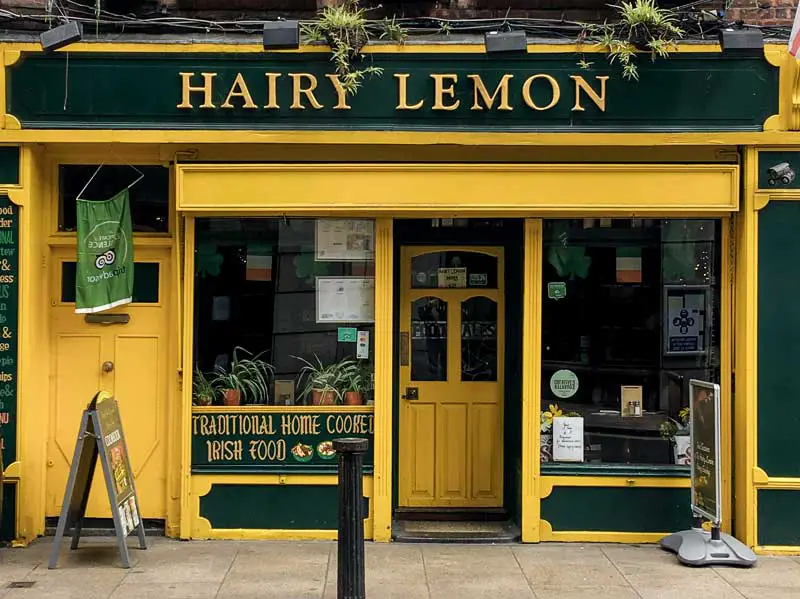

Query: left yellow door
47 245 170 519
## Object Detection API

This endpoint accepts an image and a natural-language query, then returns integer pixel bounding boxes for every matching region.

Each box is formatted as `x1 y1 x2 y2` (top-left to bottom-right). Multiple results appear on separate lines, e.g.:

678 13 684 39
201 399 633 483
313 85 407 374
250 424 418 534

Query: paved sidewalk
1 537 799 598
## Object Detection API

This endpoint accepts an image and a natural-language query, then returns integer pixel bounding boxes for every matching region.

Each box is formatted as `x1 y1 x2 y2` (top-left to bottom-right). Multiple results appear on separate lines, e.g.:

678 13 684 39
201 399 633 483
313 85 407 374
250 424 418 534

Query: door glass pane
411 297 447 381
461 297 498 382
61 261 160 303
411 251 498 289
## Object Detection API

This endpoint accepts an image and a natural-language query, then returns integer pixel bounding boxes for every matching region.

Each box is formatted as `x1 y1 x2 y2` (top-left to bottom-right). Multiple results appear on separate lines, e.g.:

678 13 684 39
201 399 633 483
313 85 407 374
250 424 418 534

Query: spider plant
295 355 360 406
192 367 216 407
210 347 273 406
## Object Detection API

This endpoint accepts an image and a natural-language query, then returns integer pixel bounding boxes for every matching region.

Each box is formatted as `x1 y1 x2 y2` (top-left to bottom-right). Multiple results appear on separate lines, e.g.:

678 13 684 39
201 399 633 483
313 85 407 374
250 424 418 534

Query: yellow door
47 245 170 519
398 247 504 508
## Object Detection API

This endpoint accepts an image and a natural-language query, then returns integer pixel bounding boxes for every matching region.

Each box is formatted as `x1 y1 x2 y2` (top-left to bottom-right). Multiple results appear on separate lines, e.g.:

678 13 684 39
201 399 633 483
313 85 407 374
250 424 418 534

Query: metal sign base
661 526 756 567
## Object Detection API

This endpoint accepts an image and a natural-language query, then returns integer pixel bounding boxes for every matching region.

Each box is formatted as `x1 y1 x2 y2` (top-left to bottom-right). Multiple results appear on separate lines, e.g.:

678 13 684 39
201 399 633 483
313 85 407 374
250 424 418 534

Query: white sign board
552 417 584 462
316 277 375 323
315 219 374 262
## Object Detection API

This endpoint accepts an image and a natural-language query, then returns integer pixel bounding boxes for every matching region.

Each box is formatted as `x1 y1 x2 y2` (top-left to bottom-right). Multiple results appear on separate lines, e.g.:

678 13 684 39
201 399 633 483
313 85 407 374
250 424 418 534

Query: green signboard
0 196 18 466
7 52 777 132
689 379 721 524
191 409 374 473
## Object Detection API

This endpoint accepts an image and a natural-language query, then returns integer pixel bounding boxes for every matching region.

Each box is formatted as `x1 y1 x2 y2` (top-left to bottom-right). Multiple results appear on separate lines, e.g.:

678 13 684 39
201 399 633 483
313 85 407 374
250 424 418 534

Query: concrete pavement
1 537 799 598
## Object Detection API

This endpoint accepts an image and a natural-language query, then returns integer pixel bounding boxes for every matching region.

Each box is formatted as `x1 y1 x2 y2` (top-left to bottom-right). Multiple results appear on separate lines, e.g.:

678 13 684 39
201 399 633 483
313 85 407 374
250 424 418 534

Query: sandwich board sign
660 380 755 567
49 391 146 569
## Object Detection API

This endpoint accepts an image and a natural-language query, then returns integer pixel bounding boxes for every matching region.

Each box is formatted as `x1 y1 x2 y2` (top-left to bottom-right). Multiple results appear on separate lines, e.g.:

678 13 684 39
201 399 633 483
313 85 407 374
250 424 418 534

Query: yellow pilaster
372 218 393 542
521 218 542 542
179 216 195 539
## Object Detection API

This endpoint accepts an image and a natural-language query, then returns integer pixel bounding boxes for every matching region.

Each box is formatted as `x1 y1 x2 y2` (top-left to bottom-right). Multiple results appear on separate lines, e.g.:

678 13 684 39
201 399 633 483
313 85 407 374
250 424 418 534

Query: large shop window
193 218 375 407
540 218 721 469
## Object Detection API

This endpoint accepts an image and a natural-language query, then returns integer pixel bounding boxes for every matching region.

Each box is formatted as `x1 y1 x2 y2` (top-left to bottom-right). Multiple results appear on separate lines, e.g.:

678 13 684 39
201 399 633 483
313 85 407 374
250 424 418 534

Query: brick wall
726 0 796 27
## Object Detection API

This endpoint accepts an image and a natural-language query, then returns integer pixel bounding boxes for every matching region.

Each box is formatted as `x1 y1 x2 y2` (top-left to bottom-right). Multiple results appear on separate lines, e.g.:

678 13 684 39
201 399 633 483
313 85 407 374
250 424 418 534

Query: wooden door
398 247 504 508
47 245 170 519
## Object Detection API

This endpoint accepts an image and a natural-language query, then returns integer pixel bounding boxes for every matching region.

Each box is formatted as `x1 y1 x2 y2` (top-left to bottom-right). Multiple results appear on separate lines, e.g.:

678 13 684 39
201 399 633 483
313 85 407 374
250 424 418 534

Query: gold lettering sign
176 71 609 114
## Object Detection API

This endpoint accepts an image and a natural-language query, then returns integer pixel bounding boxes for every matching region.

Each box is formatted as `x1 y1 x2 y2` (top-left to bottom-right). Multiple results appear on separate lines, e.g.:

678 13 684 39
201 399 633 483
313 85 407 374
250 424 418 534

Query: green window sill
541 463 690 478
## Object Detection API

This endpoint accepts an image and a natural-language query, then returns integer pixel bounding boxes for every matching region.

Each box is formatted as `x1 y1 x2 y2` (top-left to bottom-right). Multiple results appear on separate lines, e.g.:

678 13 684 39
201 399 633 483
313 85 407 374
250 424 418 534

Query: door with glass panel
398 247 504 508
47 246 170 519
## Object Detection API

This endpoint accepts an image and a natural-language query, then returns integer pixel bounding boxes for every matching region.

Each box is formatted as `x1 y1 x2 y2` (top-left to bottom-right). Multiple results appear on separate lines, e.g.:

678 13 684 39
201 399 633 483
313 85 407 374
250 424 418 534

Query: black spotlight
263 20 300 51
40 21 83 53
484 30 527 54
718 28 764 55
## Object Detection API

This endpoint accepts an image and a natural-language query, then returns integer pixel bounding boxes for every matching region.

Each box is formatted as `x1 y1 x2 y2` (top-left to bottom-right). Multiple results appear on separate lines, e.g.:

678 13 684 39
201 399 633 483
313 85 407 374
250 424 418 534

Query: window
540 218 720 468
193 218 375 407
61 262 160 304
59 165 169 233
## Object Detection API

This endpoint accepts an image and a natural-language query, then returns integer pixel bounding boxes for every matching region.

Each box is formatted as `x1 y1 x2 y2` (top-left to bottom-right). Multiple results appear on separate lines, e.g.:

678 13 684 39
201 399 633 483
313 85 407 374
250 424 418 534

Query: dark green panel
757 489 800 546
192 409 374 473
0 482 16 542
758 152 800 189
61 261 160 304
541 485 691 532
0 148 19 186
7 53 777 132
542 463 690 477
201 483 359 529
0 197 19 466
757 201 800 477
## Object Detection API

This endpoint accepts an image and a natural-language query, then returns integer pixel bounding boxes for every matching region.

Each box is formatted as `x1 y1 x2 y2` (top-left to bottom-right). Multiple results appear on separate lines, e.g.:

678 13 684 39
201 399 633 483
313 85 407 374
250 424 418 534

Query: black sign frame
49 391 146 569
689 379 722 525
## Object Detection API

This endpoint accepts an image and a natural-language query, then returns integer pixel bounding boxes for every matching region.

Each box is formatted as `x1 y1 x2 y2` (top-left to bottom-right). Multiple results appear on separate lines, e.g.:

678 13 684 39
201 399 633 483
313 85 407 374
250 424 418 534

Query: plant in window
577 0 684 81
301 0 386 97
342 362 370 406
660 406 691 465
210 347 273 406
295 355 359 406
192 368 216 407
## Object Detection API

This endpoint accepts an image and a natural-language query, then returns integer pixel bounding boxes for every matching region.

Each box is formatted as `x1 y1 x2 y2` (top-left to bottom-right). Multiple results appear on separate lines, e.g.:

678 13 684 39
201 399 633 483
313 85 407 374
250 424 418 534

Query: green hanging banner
75 190 134 314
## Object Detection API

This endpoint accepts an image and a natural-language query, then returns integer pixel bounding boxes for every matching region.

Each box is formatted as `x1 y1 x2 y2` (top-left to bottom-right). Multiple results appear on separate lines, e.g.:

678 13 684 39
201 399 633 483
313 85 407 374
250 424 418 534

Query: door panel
47 246 170 520
399 246 504 509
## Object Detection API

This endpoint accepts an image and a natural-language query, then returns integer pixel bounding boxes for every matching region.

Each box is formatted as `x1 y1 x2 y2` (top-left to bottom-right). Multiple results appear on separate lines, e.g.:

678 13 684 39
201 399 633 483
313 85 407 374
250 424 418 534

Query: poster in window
316 277 375 323
315 219 375 262
663 285 709 356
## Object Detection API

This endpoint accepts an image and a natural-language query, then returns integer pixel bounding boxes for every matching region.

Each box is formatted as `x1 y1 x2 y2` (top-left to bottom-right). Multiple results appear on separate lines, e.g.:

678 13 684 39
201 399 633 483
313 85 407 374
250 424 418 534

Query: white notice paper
316 277 375 323
553 417 584 462
315 219 375 262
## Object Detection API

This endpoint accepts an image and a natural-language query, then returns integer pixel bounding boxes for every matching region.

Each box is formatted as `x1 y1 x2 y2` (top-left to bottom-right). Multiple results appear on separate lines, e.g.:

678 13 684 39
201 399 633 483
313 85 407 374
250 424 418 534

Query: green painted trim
757 201 800 477
757 489 800 547
200 483 369 530
542 463 690 477
541 485 691 532
0 148 19 186
0 482 16 542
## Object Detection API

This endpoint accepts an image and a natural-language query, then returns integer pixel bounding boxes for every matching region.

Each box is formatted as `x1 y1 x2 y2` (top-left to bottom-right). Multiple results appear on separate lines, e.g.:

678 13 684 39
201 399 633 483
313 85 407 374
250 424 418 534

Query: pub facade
0 37 798 554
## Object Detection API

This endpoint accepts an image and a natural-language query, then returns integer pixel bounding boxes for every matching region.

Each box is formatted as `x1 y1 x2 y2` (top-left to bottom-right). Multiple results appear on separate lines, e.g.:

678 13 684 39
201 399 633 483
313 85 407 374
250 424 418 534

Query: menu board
0 197 18 465
95 395 141 536
191 408 375 472
689 379 721 524
315 219 374 262
316 277 375 323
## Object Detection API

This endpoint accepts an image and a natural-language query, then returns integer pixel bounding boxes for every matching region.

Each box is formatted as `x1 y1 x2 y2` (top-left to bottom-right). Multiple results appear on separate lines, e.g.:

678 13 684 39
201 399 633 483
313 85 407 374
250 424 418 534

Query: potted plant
660 406 691 465
577 0 683 81
211 347 273 406
295 355 349 406
342 362 368 406
192 368 216 406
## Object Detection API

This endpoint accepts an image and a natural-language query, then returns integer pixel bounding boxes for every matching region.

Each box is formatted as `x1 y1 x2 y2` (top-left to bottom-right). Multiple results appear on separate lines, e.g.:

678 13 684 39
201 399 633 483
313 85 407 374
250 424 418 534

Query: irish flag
791 6 800 57
616 247 642 283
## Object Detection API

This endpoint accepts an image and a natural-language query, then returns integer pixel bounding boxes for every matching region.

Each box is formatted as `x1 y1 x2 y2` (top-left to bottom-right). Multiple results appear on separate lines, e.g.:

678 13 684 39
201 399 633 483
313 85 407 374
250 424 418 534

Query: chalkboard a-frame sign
49 391 146 569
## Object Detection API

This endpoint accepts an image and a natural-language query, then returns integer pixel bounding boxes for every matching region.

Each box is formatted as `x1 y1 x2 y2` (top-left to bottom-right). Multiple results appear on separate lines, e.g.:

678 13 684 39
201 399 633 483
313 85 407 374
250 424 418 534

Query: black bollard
334 437 368 599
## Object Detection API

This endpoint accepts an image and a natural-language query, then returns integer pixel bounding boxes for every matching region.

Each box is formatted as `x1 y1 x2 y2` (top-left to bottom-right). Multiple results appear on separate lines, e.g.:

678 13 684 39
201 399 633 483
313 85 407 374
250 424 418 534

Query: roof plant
578 0 684 81
303 0 403 97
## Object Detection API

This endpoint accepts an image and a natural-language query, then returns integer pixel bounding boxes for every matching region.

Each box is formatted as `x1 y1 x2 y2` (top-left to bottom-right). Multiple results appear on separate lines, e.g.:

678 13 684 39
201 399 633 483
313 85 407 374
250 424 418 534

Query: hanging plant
577 0 684 81
302 0 393 96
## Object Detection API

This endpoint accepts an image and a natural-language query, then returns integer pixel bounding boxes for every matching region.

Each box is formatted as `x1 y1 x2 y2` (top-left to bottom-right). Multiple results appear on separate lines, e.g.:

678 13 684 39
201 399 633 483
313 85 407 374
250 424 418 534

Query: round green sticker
550 369 579 399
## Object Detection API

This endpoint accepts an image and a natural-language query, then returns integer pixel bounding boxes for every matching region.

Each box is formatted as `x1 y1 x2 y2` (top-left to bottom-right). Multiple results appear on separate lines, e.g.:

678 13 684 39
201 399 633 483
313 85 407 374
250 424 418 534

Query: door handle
402 387 419 400
101 361 114 373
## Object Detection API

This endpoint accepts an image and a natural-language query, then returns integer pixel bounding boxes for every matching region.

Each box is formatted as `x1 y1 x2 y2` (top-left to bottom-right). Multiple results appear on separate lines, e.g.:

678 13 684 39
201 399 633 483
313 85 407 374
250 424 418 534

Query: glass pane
461 297 497 382
193 218 375 407
410 297 447 381
411 251 498 289
61 262 159 303
59 165 169 233
540 218 721 467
